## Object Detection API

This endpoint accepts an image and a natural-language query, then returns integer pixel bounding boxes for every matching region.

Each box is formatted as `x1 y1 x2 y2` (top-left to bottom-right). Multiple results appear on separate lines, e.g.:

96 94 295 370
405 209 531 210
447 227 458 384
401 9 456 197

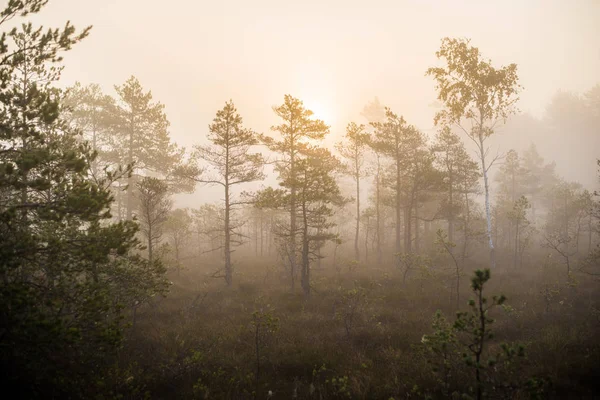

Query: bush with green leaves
396 252 432 284
251 306 279 399
335 283 369 339
422 269 528 400
421 311 457 397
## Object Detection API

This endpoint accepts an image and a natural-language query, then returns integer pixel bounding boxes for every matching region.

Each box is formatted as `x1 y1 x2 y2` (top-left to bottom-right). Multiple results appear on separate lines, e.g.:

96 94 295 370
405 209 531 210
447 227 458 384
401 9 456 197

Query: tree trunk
197 230 202 259
317 242 322 270
148 226 153 264
513 220 519 269
91 126 98 177
126 122 134 220
448 173 454 243
364 217 370 264
290 149 297 291
414 206 420 254
462 190 471 263
224 178 232 286
424 219 431 251
175 240 180 276
254 215 259 257
301 202 310 296
563 192 570 258
268 215 273 256
117 182 124 221
20 61 29 224
376 156 382 266
478 133 495 268
396 160 402 254
260 212 264 257
589 213 593 253
404 206 412 253
355 173 360 262
316 225 322 270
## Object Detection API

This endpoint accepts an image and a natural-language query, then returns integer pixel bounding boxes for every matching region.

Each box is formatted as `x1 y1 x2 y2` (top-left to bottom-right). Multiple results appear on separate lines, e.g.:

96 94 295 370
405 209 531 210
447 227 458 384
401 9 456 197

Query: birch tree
427 37 521 268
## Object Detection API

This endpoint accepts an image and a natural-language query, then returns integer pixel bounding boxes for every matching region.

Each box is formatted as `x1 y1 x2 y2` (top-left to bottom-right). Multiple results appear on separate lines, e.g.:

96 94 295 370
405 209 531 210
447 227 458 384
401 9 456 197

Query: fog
2 1 600 398
33 0 600 200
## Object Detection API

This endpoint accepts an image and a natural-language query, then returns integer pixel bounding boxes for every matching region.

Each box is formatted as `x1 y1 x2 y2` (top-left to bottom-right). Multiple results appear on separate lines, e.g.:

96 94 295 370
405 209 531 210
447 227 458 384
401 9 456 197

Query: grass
118 255 600 399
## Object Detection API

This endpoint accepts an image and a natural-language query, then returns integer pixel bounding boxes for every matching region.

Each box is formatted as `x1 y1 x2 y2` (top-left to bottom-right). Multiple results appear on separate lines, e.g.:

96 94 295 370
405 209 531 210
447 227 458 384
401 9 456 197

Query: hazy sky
33 0 599 139
27 0 600 204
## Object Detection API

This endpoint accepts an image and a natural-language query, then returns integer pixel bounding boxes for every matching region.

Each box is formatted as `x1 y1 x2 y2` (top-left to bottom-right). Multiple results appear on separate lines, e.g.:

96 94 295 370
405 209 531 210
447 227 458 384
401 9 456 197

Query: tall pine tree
190 100 264 285
0 3 167 396
112 76 183 219
261 95 329 290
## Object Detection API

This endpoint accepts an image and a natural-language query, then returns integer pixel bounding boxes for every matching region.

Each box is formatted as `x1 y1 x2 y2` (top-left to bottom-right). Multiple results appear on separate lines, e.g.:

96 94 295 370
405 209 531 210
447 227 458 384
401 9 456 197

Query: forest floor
123 258 600 399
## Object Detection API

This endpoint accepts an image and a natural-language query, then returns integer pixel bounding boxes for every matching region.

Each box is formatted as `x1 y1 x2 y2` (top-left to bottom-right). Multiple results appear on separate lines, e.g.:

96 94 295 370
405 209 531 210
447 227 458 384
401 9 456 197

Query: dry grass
120 256 600 399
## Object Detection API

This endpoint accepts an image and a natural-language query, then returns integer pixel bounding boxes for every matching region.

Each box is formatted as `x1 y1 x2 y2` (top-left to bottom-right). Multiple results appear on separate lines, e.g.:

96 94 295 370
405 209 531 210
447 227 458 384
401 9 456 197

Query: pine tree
296 147 344 295
507 196 533 269
581 160 600 276
521 143 559 224
494 149 528 254
261 95 329 290
370 108 409 255
432 126 480 244
496 149 527 204
190 100 264 285
62 82 116 175
361 96 386 124
136 177 172 264
543 180 586 275
192 203 224 258
371 108 428 254
0 3 167 395
111 76 183 220
361 97 386 265
423 270 524 400
262 146 344 295
397 130 438 253
164 208 192 273
335 122 370 262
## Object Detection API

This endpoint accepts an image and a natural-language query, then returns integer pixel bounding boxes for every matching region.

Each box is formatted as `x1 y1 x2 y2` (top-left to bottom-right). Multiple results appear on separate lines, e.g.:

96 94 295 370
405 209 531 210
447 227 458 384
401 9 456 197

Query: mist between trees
1 1 599 399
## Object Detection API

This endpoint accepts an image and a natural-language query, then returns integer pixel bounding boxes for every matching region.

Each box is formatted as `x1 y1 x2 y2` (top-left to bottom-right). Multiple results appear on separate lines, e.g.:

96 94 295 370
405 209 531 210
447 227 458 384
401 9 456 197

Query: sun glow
295 61 338 127
304 99 336 126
